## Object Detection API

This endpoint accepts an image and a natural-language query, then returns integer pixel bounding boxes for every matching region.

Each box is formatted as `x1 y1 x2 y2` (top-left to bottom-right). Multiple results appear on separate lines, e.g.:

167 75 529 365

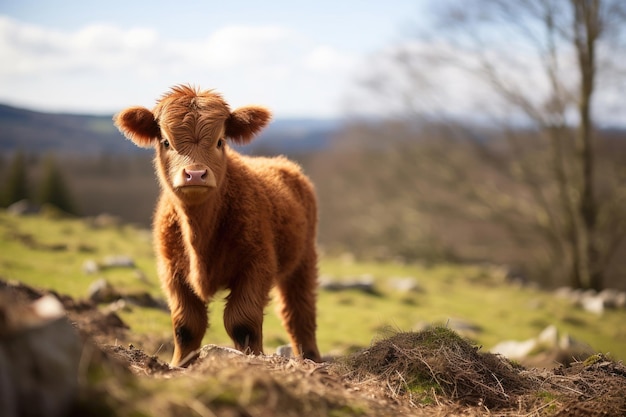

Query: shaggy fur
114 85 321 366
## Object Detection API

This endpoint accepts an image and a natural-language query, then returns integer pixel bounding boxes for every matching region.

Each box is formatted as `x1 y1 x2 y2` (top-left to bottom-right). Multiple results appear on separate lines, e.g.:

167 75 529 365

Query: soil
1 278 625 416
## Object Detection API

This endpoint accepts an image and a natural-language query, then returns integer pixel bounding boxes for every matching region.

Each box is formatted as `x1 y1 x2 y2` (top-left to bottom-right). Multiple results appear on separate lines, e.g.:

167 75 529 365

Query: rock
103 299 132 314
558 332 593 353
124 292 169 311
319 274 378 295
276 344 293 358
536 325 558 348
491 325 594 365
598 289 626 309
555 286 626 314
0 294 82 417
82 259 100 274
6 199 40 216
387 277 425 293
491 339 538 360
197 345 244 360
446 318 482 337
581 295 604 315
87 278 120 304
87 279 166 311
102 255 135 269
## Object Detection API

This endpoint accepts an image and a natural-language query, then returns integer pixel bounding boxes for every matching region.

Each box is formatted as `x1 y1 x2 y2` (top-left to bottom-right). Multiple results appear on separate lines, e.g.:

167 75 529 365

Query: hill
0 104 137 155
0 103 340 155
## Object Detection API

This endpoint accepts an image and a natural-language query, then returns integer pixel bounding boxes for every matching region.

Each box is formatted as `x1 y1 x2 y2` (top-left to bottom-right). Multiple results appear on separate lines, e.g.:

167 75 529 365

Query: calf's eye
162 139 170 149
217 138 224 149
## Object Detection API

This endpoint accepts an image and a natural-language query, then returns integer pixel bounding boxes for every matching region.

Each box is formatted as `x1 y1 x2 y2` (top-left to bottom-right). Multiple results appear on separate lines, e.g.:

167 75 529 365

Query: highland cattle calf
114 85 321 366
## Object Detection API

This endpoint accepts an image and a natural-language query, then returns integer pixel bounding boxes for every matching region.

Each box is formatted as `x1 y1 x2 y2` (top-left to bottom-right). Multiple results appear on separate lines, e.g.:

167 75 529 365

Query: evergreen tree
3 151 30 207
38 155 77 215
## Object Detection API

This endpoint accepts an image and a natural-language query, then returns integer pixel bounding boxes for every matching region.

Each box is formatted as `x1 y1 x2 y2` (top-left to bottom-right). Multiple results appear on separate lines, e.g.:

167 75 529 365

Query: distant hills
0 104 342 156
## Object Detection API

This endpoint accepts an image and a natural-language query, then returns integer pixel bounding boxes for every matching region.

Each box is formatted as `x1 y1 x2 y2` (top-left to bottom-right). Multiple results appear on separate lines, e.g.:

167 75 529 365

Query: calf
114 85 321 365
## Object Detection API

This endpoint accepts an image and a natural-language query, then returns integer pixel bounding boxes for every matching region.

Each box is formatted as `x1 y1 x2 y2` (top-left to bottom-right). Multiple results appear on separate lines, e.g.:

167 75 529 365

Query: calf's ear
113 106 160 148
225 106 272 145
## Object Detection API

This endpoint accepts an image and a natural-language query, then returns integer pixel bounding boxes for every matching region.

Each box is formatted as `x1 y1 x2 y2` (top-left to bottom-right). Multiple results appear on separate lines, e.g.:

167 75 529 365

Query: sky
0 0 427 118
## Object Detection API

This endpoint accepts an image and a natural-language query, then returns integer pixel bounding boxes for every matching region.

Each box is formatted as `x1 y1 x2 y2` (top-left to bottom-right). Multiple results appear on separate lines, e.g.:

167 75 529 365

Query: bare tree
356 0 626 289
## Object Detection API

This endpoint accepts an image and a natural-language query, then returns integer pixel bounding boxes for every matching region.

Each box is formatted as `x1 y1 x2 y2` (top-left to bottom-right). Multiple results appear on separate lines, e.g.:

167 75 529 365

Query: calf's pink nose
184 169 208 185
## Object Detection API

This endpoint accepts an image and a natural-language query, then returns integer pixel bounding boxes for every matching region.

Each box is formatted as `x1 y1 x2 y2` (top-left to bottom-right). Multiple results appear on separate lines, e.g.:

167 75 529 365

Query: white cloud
195 25 294 69
0 15 360 117
304 46 355 73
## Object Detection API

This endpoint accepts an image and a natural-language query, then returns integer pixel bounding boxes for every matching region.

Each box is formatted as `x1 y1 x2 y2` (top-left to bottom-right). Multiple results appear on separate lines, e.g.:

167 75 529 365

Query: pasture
1 210 624 362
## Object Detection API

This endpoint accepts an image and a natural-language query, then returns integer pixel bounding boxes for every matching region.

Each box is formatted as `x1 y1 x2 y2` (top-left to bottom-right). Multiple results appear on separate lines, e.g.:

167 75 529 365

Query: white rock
276 345 293 358
388 277 424 293
82 259 99 274
102 255 135 269
616 292 626 309
537 325 558 348
87 278 119 303
197 344 244 360
581 296 604 315
598 289 626 309
31 295 65 321
491 339 538 359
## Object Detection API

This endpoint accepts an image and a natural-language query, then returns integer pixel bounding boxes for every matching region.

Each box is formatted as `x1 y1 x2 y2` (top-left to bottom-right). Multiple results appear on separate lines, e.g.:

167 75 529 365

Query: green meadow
1 210 624 362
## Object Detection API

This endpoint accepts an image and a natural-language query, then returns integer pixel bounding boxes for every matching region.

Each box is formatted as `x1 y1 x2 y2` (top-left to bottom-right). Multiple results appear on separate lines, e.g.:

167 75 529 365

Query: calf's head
114 85 271 205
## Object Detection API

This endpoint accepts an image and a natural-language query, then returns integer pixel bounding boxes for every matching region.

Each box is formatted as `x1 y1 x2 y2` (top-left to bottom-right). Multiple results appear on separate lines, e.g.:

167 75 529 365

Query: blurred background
1 0 626 291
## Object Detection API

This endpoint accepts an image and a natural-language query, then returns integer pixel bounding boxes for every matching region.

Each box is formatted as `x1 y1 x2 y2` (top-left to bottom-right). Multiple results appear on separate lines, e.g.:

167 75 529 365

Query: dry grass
339 327 538 410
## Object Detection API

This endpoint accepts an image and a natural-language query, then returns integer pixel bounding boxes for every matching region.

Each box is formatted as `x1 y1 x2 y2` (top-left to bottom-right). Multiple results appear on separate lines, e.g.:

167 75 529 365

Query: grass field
1 210 624 363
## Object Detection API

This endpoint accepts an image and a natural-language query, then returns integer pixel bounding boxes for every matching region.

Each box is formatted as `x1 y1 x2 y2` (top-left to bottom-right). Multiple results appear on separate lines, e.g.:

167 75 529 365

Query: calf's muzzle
184 168 208 186
174 165 217 191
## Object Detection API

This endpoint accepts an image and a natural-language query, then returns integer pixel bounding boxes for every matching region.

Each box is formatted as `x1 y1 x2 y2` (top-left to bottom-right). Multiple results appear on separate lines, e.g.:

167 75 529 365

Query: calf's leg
167 276 208 366
276 255 321 362
223 283 270 355
155 206 208 366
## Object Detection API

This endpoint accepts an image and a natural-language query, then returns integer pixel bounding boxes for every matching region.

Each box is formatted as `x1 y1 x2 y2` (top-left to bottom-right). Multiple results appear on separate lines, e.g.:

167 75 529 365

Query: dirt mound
0 278 128 343
341 327 537 409
2 278 626 417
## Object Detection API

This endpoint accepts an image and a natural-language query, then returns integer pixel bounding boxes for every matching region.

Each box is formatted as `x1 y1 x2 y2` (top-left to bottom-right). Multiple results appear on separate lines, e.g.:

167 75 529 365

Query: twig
152 344 164 356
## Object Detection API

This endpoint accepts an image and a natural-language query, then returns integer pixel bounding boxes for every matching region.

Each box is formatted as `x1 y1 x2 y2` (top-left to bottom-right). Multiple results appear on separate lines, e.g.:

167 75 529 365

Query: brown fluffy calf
114 85 321 366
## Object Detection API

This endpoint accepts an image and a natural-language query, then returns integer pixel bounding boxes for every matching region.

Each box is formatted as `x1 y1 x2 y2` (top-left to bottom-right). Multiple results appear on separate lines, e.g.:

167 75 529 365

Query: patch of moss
582 353 605 367
535 390 556 401
406 380 443 405
534 391 559 414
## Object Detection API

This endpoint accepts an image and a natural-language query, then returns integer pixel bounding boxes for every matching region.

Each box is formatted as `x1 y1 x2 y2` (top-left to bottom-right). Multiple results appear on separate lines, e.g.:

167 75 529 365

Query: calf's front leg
155 213 208 366
170 274 209 366
167 275 208 366
223 282 270 355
